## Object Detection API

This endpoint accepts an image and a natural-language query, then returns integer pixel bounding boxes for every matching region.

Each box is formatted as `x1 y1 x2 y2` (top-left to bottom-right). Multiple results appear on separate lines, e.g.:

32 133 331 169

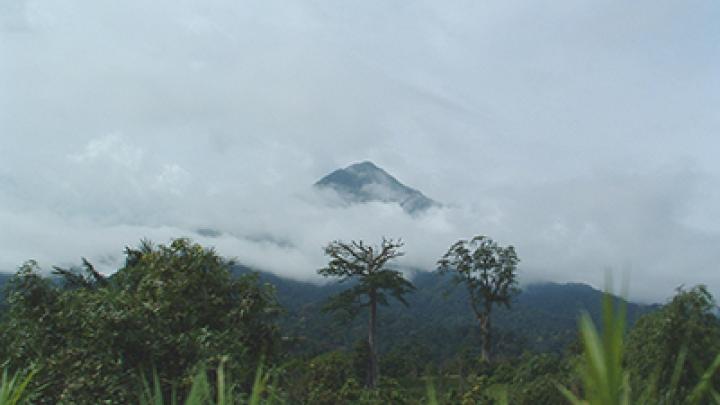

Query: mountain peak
314 161 439 214
349 160 380 170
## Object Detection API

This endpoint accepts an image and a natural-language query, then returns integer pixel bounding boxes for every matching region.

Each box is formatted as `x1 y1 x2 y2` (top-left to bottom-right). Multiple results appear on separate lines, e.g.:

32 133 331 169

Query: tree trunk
367 288 379 388
479 312 491 362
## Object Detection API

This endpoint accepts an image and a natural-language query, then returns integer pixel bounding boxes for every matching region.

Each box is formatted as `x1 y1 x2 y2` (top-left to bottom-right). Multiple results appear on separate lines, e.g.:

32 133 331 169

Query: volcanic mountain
314 161 440 215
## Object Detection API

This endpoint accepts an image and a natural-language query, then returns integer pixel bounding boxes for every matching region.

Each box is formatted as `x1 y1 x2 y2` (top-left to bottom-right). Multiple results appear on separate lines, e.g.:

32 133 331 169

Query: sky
1 0 719 302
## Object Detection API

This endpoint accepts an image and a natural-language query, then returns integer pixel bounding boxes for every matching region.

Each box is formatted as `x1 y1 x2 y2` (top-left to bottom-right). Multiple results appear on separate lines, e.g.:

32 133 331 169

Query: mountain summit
314 161 440 214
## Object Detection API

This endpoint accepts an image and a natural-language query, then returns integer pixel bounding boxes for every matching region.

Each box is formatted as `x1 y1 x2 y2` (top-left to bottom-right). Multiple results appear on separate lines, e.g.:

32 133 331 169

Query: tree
0 238 281 404
318 238 415 388
625 285 720 402
437 235 519 362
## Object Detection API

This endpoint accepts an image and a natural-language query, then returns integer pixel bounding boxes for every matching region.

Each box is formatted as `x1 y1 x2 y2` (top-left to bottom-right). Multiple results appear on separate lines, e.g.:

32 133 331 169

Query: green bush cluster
0 239 280 404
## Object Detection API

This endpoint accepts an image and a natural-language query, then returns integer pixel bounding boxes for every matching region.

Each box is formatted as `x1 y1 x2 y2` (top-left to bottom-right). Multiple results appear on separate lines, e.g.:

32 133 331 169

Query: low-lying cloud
2 0 719 303
2 135 719 303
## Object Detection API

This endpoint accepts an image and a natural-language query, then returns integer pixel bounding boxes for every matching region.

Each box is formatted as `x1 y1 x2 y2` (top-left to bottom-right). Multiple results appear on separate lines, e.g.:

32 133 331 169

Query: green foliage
425 379 440 405
7 238 720 404
0 239 280 404
625 285 720 403
282 351 361 404
318 238 414 318
438 235 520 361
317 238 414 388
437 236 520 310
437 353 572 405
0 368 36 405
380 342 430 379
0 273 13 313
139 359 283 405
139 368 176 405
502 353 574 405
559 290 630 405
560 285 720 405
354 377 413 404
460 375 497 404
274 270 653 365
279 350 420 404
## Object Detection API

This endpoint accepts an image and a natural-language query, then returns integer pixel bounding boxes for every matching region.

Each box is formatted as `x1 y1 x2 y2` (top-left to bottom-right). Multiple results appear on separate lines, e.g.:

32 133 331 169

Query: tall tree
437 235 520 362
318 238 415 388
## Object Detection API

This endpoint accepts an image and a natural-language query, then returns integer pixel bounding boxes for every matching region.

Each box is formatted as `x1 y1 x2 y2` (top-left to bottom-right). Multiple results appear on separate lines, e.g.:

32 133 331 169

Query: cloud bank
1 0 719 302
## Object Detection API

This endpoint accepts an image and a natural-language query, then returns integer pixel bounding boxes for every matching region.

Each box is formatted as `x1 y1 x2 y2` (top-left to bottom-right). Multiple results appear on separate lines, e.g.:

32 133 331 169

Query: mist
2 0 720 303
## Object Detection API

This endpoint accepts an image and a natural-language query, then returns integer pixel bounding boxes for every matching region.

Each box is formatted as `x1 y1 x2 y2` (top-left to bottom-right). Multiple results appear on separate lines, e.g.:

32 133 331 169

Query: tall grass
0 368 35 405
139 359 280 405
558 291 630 405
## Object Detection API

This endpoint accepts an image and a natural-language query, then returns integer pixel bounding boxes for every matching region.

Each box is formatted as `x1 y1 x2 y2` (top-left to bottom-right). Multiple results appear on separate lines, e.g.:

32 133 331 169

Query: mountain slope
237 267 656 360
314 161 439 214
1 265 657 361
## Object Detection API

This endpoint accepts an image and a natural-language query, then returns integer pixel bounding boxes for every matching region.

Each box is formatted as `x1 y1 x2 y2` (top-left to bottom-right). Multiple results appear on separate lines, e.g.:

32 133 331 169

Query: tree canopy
0 238 280 404
438 235 520 361
625 285 720 402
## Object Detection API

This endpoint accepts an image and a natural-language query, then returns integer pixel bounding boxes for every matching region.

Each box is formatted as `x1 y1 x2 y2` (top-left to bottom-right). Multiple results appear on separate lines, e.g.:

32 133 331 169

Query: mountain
236 267 657 360
314 161 440 214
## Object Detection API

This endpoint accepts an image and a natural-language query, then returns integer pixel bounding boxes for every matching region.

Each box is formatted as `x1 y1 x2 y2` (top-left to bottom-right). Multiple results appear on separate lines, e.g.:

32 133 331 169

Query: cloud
68 133 145 169
1 0 719 303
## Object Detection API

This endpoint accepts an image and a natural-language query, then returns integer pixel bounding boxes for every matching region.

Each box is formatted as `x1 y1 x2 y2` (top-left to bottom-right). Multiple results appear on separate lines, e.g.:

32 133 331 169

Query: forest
1 237 719 405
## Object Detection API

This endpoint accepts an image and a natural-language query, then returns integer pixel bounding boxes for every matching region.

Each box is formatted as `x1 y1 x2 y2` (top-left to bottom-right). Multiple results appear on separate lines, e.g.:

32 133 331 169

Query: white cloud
69 133 145 169
154 164 190 194
1 0 719 303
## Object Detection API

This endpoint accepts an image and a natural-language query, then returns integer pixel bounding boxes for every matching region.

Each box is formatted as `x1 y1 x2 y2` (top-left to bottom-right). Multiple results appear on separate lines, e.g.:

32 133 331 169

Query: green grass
0 368 35 405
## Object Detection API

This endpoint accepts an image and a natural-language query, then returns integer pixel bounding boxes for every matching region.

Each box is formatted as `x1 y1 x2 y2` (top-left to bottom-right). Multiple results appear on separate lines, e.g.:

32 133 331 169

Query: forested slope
235 267 656 361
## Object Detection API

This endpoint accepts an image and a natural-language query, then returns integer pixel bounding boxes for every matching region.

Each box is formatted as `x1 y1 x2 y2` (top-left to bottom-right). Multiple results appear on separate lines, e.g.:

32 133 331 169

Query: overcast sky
1 0 719 302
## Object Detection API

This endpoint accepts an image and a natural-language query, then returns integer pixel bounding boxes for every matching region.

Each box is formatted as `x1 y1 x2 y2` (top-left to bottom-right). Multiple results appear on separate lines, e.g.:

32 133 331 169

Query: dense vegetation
0 240 279 404
264 271 653 361
0 238 719 404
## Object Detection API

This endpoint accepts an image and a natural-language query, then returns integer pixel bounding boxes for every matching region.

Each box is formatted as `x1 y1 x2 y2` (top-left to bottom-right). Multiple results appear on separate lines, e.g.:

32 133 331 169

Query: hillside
237 267 656 360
